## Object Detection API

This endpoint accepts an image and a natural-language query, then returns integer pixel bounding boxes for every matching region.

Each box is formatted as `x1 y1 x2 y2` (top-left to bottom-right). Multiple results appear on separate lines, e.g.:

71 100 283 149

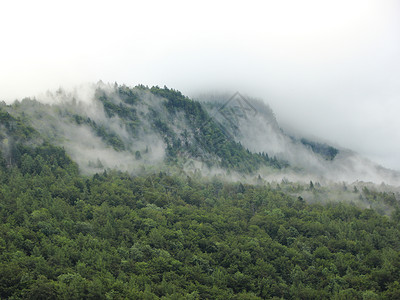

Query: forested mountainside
2 82 398 185
1 84 285 176
1 83 400 298
1 131 400 299
197 93 399 186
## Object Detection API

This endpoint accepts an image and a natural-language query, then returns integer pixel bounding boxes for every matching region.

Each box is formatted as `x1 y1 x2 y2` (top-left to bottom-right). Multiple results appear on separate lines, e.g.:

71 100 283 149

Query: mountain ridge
1 82 399 186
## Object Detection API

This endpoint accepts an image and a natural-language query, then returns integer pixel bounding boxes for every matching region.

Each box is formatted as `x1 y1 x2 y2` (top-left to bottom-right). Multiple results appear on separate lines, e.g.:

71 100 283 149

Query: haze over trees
1 84 400 298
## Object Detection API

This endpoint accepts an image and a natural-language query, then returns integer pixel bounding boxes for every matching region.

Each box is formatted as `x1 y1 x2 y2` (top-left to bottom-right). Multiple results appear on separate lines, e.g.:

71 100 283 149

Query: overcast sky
1 0 399 170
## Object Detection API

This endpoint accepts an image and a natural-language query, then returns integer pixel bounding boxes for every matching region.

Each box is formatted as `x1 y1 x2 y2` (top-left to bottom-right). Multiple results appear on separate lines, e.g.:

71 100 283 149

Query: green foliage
1 141 400 298
0 108 38 140
70 113 126 151
301 138 339 160
149 85 287 172
1 85 400 298
2 84 290 173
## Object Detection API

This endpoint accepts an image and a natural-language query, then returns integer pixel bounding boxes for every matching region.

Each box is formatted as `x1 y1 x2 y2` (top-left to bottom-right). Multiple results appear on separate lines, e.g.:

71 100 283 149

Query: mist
1 0 399 171
2 80 399 196
194 92 400 187
4 84 168 174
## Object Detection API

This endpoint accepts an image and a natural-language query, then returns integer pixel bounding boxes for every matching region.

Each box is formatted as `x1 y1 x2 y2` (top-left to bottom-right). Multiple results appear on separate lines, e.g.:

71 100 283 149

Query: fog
5 84 167 174
1 0 399 170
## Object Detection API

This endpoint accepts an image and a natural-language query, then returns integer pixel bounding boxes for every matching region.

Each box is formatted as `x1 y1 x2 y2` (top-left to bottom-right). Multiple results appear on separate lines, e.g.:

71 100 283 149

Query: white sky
1 0 399 170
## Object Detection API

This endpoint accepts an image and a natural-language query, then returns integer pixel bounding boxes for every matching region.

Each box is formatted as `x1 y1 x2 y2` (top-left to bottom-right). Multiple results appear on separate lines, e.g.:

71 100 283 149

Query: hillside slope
1 84 284 176
1 84 400 299
1 83 399 186
198 93 400 186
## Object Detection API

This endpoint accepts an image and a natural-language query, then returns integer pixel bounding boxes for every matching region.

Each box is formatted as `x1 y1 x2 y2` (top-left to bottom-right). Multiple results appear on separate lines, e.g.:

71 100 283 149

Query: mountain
1 82 398 186
197 92 400 186
2 83 400 299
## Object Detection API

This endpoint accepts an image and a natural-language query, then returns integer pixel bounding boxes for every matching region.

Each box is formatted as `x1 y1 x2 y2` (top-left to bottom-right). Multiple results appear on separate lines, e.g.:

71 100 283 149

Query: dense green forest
1 87 400 299
1 139 400 298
